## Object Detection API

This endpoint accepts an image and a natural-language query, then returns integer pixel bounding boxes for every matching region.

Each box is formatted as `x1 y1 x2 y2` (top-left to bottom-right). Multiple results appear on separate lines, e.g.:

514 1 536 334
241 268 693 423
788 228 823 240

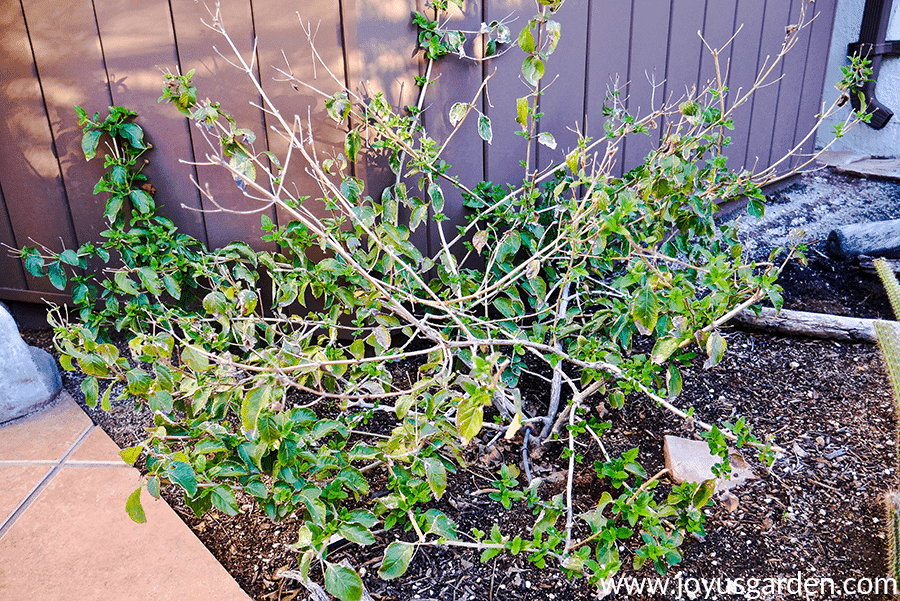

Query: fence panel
0 0 840 304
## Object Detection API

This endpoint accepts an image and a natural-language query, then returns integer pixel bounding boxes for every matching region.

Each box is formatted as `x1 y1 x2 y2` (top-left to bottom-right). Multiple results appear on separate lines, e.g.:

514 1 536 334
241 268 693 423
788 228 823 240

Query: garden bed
22 246 898 601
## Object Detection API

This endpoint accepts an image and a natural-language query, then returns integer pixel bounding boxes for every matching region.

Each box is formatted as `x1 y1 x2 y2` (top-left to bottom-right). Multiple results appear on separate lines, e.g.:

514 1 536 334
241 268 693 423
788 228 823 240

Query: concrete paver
0 393 91 461
0 391 252 601
0 464 52 522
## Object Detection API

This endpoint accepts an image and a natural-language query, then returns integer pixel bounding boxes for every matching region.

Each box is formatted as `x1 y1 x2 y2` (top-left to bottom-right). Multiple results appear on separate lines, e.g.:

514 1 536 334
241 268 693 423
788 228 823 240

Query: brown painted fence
0 0 837 304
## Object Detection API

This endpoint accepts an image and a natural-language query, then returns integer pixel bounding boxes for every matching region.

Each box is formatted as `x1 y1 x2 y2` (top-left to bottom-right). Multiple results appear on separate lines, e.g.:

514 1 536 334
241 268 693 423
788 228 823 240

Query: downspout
848 0 900 129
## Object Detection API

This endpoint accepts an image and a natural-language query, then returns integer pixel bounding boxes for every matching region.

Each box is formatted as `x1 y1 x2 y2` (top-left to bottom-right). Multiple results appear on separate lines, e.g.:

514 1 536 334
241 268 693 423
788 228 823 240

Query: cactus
874 259 900 591
887 493 900 590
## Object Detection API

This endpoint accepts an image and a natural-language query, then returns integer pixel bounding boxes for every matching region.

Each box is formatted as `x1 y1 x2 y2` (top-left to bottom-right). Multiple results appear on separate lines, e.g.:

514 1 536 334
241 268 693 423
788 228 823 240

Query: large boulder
0 303 61 423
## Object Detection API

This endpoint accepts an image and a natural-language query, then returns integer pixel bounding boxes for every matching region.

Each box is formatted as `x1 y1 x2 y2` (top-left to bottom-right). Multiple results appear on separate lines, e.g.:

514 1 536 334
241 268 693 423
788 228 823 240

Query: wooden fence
0 0 838 304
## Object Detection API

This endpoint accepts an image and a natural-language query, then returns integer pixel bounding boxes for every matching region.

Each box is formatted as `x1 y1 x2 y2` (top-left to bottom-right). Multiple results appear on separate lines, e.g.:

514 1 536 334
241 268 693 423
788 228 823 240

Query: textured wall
819 0 900 154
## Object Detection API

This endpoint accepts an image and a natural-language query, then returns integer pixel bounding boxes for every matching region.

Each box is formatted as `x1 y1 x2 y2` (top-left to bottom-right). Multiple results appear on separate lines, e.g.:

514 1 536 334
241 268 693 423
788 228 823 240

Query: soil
19 171 900 601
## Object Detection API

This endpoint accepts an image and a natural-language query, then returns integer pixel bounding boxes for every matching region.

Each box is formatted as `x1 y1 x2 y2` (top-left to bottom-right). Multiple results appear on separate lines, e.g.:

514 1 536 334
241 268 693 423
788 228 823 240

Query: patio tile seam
0 423 95 540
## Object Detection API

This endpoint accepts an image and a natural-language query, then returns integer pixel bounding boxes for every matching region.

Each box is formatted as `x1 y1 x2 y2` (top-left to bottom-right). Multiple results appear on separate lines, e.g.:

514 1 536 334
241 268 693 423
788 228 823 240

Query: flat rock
663 435 755 493
0 303 61 423
816 150 872 167
834 157 900 180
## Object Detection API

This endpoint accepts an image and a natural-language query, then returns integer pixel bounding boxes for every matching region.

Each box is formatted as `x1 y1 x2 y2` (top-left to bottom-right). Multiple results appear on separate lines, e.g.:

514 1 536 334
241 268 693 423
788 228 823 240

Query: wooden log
858 255 900 274
731 307 877 343
826 219 900 260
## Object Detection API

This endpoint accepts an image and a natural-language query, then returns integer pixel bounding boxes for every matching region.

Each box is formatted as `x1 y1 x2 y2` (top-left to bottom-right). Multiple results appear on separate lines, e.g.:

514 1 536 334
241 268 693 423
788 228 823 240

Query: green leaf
518 27 535 53
477 113 493 144
114 271 139 295
632 288 659 335
495 231 521 264
110 165 128 188
651 337 678 365
522 56 544 86
24 251 44 277
325 91 351 123
703 331 727 369
130 189 155 214
537 132 557 149
167 460 198 497
449 102 468 127
339 522 376 546
666 364 682 398
181 346 210 372
379 541 416 580
105 194 125 220
47 262 66 290
210 486 240 516
423 456 447 498
161 274 181 300
299 487 327 525
373 325 391 352
125 486 146 523
58 249 79 266
118 445 142 466
118 122 145 149
349 339 365 360
456 396 484 445
428 183 444 213
747 197 765 219
325 563 362 601
82 129 102 160
81 376 98 408
241 384 269 433
693 479 716 508
147 475 160 498
148 390 174 413
516 97 528 130
345 129 362 162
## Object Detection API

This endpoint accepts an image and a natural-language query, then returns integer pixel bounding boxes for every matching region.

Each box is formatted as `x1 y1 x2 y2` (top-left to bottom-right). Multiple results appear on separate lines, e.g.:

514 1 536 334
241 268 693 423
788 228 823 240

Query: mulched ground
20 248 899 601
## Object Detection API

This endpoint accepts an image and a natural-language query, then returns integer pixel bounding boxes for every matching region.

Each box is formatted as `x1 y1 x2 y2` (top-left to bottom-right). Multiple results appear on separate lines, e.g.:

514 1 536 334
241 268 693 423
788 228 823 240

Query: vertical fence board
726 0 768 171
484 0 533 192
0 183 27 291
585 0 634 178
536 0 589 172
19 0 113 250
168 0 273 250
93 0 207 245
743 1 792 174
0 0 77 295
350 0 423 250
698 0 739 90
621 0 671 172
251 0 347 233
766 1 813 178
423 0 486 261
664 0 706 107
793 0 838 171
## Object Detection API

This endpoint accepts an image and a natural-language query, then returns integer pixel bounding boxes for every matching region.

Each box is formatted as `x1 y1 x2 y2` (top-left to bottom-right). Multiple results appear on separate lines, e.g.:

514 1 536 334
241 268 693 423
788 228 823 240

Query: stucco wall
819 0 900 155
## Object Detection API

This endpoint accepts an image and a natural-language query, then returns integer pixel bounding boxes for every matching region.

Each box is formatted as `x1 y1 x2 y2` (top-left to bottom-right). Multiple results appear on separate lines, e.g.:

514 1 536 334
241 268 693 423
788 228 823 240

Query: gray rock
0 303 61 423
663 435 755 493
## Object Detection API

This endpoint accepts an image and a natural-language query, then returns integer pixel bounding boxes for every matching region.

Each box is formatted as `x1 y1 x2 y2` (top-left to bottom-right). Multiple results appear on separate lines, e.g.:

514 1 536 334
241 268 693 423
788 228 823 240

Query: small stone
789 361 800 369
721 492 740 512
663 435 755 492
